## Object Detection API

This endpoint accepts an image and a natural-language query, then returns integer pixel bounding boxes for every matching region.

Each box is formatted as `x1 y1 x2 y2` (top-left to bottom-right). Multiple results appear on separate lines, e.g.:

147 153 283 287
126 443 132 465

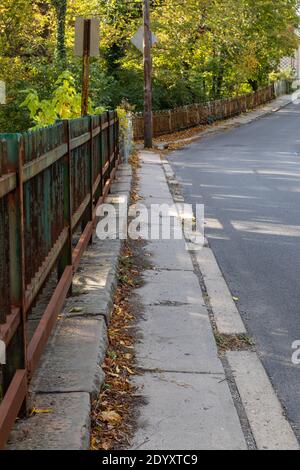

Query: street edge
161 152 299 450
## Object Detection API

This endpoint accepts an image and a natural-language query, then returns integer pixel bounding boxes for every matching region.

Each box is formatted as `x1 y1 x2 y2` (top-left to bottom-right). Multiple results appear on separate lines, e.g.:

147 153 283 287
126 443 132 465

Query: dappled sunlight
231 220 300 238
205 218 224 230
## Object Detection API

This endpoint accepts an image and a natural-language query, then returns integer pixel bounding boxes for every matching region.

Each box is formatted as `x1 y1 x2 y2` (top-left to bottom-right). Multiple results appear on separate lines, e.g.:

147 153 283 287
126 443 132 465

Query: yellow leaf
69 306 84 313
101 411 122 425
30 408 53 416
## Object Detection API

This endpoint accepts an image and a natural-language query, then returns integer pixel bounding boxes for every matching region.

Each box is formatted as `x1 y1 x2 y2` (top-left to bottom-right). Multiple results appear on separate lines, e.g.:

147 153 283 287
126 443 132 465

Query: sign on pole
0 81 6 105
130 26 158 54
74 17 100 116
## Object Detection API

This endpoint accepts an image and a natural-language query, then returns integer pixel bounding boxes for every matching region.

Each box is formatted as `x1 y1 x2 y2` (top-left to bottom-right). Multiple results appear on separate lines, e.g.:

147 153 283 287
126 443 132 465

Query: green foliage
0 0 299 132
20 71 89 128
270 68 295 82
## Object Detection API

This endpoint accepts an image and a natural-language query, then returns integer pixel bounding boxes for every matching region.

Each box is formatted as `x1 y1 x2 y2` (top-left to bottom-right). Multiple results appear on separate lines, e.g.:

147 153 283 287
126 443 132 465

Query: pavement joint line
220 355 257 450
136 368 224 376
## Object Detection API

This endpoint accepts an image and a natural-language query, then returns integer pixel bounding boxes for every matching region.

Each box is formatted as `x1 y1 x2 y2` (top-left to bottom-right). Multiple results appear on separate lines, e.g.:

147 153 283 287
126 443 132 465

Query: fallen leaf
123 366 134 375
30 408 53 416
101 411 122 425
232 296 239 302
69 306 84 313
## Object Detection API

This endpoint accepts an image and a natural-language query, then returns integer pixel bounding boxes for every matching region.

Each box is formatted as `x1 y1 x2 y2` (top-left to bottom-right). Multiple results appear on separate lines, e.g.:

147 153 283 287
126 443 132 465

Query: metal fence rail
133 81 288 140
0 111 120 448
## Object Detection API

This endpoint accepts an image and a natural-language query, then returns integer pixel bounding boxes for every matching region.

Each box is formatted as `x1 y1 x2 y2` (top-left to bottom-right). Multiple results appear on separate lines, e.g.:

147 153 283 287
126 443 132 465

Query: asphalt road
168 103 300 441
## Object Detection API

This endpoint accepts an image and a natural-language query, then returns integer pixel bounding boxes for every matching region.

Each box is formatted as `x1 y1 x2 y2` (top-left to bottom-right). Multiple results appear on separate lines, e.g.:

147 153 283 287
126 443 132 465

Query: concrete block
8 393 91 450
31 317 107 398
63 294 113 321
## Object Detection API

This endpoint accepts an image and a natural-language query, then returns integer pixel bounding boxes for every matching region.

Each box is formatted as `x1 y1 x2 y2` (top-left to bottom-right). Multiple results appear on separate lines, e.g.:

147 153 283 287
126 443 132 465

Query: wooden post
57 121 73 288
6 135 27 415
143 0 153 148
81 19 91 117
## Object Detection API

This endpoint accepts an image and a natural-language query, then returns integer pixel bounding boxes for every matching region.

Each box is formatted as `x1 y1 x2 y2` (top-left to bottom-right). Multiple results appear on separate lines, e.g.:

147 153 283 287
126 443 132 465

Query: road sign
130 26 158 53
74 17 100 57
0 81 6 105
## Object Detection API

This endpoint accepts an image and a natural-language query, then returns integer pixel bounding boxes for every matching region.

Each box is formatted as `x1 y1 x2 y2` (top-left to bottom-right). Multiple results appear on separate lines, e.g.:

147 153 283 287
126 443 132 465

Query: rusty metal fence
133 82 287 140
0 111 120 448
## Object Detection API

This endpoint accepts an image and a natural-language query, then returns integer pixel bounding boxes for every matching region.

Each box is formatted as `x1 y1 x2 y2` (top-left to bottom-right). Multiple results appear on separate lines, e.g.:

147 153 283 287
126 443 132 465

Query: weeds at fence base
90 241 140 451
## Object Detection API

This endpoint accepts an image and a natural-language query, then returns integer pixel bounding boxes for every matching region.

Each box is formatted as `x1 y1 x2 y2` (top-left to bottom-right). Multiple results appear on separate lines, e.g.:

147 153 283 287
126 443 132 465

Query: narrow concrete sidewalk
129 152 247 450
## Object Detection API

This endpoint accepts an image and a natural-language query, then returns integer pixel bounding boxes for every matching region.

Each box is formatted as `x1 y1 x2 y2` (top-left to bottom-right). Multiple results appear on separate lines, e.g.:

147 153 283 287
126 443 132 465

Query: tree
0 0 300 132
51 0 67 64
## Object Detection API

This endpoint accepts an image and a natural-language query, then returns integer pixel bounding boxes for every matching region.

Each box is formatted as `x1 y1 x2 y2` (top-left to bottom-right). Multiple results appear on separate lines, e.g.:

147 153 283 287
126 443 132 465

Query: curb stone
7 165 132 450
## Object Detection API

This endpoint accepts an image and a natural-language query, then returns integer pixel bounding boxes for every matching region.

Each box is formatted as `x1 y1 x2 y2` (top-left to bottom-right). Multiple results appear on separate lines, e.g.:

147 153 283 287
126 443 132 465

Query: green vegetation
0 0 299 132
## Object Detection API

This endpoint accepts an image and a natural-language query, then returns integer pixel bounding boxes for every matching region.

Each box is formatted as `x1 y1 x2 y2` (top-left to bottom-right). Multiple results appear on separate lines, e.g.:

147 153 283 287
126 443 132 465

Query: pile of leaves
90 241 142 451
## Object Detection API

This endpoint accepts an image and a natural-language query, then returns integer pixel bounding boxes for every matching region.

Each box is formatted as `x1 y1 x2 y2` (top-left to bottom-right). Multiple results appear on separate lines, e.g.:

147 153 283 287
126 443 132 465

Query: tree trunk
248 79 259 92
52 0 67 64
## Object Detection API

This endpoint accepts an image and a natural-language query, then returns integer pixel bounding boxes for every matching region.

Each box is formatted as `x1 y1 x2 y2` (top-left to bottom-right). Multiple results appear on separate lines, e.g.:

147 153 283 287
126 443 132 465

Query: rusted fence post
5 135 27 413
88 116 94 225
57 121 73 286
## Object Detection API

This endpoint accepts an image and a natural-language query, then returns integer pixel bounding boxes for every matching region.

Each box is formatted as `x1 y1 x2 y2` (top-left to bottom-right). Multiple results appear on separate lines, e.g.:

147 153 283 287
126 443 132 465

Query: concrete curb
227 351 299 450
7 164 132 450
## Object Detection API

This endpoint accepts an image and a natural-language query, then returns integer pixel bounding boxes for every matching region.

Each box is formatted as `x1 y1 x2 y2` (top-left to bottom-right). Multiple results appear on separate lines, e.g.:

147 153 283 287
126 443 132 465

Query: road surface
168 103 300 440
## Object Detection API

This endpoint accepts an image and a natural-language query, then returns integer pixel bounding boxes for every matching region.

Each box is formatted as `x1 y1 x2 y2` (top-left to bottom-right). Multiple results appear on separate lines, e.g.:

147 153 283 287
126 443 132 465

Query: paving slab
143 239 194 271
136 269 204 306
30 317 107 398
7 393 91 450
139 185 171 200
137 174 169 186
131 372 246 450
135 306 223 373
138 195 175 207
139 152 161 165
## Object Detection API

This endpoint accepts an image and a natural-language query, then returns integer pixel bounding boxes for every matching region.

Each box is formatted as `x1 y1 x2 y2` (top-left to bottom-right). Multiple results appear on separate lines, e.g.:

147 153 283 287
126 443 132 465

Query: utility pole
81 19 91 116
143 0 153 148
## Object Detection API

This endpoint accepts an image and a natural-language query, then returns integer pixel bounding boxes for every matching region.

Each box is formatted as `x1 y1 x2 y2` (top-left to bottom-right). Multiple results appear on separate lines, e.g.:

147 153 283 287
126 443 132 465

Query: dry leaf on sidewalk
101 411 122 425
30 408 53 416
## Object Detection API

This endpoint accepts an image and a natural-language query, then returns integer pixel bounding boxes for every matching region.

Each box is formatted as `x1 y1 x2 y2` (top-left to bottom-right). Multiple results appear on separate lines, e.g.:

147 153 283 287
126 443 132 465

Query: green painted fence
0 111 120 447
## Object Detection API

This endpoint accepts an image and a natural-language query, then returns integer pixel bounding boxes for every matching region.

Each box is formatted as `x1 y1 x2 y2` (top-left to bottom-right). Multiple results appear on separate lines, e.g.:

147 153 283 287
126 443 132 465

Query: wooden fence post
5 135 27 413
57 121 73 287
